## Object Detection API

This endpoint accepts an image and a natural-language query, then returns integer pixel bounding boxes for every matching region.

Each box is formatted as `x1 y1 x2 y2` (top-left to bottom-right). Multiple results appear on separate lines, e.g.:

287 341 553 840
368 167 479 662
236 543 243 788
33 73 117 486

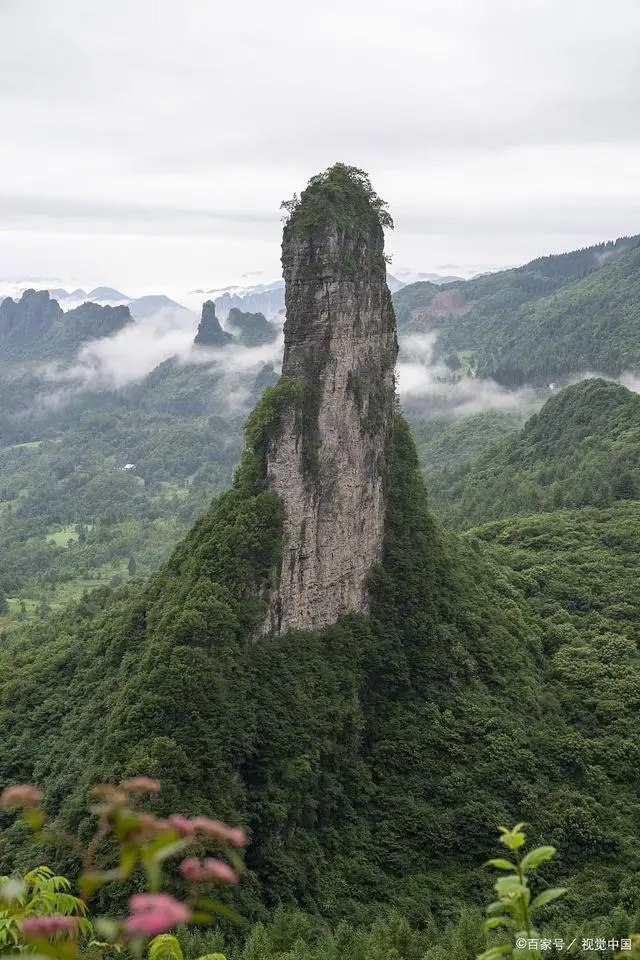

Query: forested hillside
2 392 640 941
425 379 640 528
0 292 280 630
394 236 640 384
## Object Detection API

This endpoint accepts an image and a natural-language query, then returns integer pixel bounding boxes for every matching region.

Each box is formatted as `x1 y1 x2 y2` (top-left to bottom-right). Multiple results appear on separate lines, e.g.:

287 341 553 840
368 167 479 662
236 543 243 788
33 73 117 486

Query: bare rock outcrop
263 164 398 634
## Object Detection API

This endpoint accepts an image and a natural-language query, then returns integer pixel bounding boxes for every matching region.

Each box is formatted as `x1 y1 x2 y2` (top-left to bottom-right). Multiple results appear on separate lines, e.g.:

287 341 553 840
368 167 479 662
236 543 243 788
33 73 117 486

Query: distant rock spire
263 164 398 634
194 301 233 347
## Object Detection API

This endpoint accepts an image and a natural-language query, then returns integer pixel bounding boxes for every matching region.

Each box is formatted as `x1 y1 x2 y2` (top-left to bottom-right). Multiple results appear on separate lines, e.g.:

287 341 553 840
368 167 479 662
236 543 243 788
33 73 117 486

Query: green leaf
145 861 162 893
119 844 138 877
530 888 568 911
141 829 181 861
148 934 184 960
484 859 517 871
151 839 190 864
483 917 515 932
190 912 214 925
487 901 516 916
476 946 512 960
498 824 527 850
495 876 527 898
520 846 556 870
113 808 142 840
23 809 45 831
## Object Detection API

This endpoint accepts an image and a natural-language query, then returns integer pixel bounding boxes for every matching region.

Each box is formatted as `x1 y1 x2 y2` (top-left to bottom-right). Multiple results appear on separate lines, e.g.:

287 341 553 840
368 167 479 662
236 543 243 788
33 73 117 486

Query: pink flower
202 859 238 884
126 893 191 937
190 817 247 847
20 916 78 937
120 777 161 794
190 816 228 838
167 814 196 837
225 827 248 849
180 856 203 882
0 785 43 808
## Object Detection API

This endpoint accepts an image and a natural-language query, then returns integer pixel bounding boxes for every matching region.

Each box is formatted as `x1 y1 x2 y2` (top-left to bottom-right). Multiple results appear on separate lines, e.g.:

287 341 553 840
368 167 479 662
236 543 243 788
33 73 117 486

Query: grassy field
0 558 132 634
46 524 84 547
4 437 63 451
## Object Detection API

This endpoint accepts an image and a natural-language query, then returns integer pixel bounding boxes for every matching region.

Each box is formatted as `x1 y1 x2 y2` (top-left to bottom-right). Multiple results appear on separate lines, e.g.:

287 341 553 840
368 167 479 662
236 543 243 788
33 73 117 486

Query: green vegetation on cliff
281 164 393 279
281 163 393 237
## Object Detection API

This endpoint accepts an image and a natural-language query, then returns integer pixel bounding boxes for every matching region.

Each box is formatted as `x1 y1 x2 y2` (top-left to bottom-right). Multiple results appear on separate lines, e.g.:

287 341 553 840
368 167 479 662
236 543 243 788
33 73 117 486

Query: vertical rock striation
264 165 398 634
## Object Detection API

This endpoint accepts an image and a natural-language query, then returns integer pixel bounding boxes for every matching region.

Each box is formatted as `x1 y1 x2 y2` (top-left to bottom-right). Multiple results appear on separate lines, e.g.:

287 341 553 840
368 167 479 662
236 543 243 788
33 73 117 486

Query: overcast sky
2 0 640 294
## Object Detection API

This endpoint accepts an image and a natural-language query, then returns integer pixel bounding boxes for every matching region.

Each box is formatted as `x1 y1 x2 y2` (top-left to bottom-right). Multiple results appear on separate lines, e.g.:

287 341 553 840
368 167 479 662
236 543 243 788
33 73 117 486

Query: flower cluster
1 779 248 954
126 893 191 937
167 815 246 848
0 785 43 808
180 857 238 884
20 916 79 937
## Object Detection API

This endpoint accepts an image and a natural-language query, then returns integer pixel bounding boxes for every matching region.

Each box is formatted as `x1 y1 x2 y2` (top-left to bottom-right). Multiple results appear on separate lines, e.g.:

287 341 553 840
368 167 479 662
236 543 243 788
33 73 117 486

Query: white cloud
35 307 284 394
0 0 638 288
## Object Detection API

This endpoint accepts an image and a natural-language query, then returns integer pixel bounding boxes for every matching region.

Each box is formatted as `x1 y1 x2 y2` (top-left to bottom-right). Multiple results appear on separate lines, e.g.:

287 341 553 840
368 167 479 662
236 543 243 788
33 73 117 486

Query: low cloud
397 333 640 419
31 307 284 418
22 317 640 426
39 306 200 389
397 333 542 417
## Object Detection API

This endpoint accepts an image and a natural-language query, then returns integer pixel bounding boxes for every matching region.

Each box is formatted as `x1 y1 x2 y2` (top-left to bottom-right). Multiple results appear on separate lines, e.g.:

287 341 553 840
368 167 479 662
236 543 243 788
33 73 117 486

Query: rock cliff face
263 165 398 634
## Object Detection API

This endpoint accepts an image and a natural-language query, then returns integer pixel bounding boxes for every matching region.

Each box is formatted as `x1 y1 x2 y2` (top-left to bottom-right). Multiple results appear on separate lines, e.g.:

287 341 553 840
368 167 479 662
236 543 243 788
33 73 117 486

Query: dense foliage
281 163 393 238
2 389 639 948
425 379 640 528
409 409 526 472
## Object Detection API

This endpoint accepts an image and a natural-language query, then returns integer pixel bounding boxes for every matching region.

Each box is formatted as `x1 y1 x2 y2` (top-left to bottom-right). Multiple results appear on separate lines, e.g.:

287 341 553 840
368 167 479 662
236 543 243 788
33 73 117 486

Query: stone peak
262 165 398 634
280 164 393 285
194 300 233 347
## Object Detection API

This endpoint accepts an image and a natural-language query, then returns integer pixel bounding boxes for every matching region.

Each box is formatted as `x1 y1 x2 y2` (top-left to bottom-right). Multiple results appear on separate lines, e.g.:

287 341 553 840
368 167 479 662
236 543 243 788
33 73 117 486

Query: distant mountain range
2 233 639 391
0 290 134 361
0 270 471 326
394 234 640 385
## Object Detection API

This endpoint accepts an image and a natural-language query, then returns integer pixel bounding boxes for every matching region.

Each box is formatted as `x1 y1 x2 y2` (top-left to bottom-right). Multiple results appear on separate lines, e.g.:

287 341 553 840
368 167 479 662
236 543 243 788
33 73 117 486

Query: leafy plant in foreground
478 823 566 960
0 865 91 953
0 780 244 958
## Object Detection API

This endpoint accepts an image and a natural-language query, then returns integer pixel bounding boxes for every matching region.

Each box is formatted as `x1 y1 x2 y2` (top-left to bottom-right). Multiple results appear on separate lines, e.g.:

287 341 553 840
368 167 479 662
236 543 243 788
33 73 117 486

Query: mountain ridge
425 378 640 528
393 234 640 384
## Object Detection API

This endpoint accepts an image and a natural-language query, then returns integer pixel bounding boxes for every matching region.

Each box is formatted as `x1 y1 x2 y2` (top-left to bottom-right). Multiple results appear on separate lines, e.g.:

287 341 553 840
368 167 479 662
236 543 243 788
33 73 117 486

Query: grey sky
2 0 640 292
